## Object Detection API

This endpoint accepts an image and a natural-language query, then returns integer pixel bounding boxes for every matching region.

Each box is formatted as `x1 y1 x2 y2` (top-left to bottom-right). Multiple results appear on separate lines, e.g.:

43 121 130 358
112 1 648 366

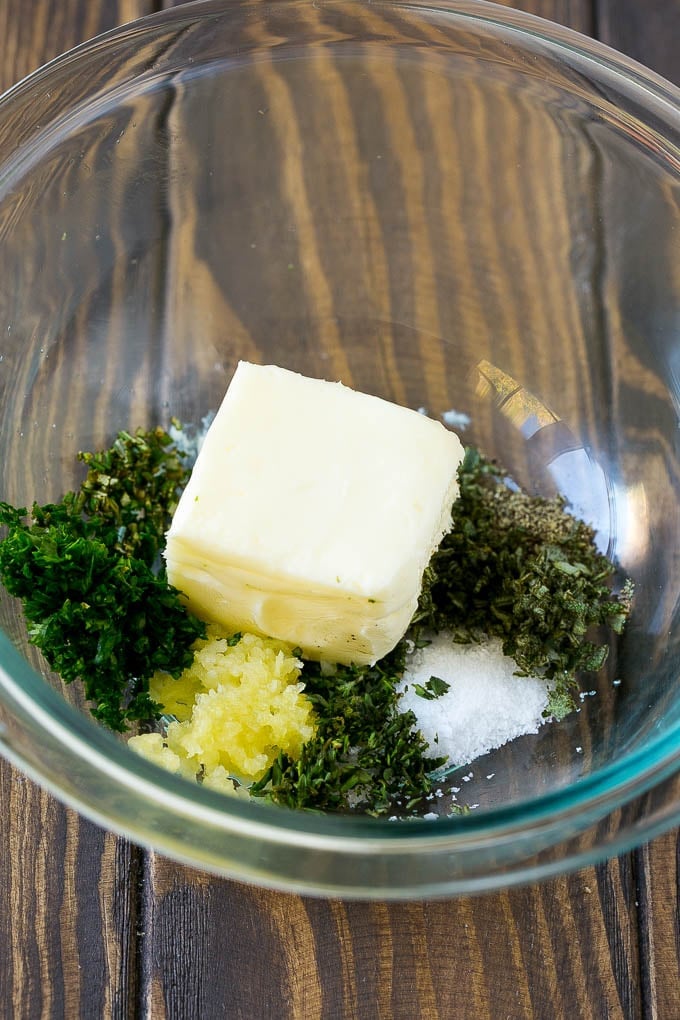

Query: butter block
165 362 464 664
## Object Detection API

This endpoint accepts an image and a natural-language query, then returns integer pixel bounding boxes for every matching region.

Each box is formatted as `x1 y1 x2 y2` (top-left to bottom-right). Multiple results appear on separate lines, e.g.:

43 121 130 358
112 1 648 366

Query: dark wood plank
142 854 640 1019
0 0 155 86
0 767 143 1018
491 0 594 34
0 3 155 1018
593 2 680 1013
635 831 680 1020
597 0 680 86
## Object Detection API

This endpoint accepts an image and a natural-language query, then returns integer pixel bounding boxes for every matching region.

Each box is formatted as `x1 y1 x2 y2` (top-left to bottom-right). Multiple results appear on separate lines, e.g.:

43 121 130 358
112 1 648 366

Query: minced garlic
129 626 317 793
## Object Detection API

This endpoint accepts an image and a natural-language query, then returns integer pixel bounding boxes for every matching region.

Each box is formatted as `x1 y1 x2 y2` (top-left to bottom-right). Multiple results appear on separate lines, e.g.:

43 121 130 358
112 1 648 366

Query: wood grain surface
598 1 680 88
0 3 153 1016
0 1 678 1018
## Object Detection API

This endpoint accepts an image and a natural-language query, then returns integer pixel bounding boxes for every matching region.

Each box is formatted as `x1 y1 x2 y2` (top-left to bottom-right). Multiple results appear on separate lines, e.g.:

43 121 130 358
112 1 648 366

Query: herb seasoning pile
0 428 204 731
0 427 632 816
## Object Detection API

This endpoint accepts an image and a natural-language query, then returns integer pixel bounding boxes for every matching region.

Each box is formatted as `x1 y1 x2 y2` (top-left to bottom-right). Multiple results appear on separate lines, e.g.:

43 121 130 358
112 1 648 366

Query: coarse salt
441 408 471 430
398 633 550 767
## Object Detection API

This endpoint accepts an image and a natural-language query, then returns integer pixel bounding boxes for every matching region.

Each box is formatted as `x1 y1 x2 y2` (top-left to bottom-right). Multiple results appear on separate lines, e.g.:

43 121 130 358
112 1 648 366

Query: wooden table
0 1 678 1016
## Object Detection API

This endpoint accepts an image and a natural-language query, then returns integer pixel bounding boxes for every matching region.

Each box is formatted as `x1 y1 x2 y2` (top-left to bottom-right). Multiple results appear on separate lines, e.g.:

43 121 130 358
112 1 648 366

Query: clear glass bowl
0 0 679 897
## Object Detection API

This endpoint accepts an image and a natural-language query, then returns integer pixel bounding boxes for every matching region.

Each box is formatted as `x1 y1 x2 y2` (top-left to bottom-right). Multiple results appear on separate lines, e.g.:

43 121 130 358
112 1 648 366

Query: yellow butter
165 362 464 664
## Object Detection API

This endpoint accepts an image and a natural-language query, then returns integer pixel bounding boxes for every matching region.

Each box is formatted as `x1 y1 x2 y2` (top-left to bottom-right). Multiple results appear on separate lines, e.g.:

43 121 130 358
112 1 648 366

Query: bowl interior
1 0 679 823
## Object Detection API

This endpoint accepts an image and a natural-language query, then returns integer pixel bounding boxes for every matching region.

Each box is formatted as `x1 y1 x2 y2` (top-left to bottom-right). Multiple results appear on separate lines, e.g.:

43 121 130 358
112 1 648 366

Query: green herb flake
413 675 451 700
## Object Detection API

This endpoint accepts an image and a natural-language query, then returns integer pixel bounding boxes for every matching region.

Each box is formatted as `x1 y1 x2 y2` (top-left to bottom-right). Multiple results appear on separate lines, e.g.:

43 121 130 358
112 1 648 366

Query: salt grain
441 408 471 430
398 633 550 767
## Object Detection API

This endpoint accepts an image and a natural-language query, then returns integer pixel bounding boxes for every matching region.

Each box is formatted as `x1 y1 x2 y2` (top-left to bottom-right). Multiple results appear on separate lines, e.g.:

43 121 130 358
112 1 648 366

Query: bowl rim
0 0 679 889
1 0 679 110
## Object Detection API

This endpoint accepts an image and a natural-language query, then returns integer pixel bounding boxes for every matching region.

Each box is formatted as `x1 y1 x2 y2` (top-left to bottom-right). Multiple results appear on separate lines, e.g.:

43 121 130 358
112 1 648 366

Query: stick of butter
165 362 464 665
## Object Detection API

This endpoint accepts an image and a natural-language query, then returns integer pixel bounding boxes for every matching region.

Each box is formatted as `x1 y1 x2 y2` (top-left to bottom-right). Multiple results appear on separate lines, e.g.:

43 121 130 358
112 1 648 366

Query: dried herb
0 428 204 731
250 640 447 815
413 447 633 719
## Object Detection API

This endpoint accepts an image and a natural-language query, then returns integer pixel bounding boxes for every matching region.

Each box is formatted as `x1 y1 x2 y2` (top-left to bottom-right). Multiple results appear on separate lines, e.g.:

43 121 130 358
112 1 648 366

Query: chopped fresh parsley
250 641 447 815
74 423 190 564
0 428 205 731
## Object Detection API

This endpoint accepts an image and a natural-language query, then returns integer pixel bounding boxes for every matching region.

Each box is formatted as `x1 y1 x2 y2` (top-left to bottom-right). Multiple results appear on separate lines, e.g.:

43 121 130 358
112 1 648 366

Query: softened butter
165 362 464 664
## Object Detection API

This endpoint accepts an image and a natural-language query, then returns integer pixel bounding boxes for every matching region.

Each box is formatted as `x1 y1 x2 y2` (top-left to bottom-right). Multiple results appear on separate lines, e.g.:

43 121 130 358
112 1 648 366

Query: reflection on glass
475 360 612 552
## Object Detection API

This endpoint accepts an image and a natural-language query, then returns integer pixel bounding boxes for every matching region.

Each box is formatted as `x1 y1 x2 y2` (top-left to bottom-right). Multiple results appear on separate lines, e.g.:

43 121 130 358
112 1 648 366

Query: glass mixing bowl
0 0 679 898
